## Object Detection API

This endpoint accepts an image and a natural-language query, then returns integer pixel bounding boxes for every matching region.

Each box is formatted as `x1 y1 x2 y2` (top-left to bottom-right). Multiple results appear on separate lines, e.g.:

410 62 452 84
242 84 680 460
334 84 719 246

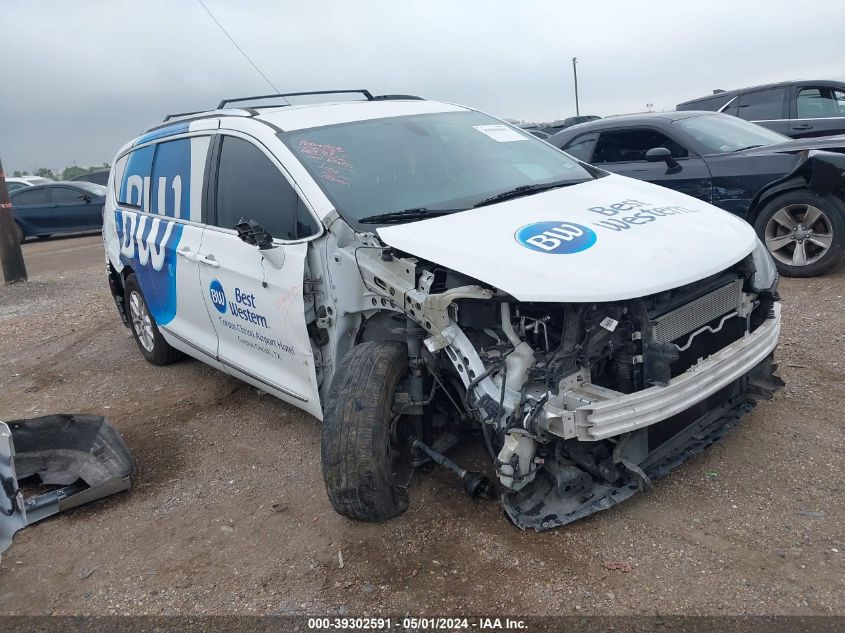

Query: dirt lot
0 234 843 616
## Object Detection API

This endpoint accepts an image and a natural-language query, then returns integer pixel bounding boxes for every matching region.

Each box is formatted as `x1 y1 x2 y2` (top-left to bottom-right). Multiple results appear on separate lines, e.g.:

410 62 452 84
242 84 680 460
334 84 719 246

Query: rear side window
797 87 845 119
592 129 689 164
117 145 155 207
13 188 48 205
736 88 786 121
213 136 319 241
51 187 83 204
151 139 191 219
116 137 208 221
562 132 598 162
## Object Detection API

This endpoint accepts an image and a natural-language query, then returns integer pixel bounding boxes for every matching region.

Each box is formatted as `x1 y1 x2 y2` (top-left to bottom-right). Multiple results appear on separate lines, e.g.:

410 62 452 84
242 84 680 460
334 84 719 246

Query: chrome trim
219 356 309 402
160 325 309 403
789 116 845 123
717 96 737 113
572 303 781 441
159 325 217 359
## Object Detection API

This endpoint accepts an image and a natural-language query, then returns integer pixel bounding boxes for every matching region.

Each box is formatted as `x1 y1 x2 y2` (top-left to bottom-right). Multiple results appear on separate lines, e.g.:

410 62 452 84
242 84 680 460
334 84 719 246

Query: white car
5 176 52 193
103 90 783 529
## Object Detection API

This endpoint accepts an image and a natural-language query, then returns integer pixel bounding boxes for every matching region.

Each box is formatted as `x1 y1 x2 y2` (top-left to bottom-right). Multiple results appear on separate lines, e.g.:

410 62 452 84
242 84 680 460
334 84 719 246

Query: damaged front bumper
505 306 783 531
542 303 781 441
1 415 134 553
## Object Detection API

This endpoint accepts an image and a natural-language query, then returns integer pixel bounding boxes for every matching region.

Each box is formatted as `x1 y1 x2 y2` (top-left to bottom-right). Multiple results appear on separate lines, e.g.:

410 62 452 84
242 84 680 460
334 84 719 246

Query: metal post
572 57 580 117
0 159 28 283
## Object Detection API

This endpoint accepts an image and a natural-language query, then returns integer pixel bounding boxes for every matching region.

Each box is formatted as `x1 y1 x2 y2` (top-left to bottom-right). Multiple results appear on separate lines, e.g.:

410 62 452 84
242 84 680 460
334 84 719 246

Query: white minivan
103 90 783 530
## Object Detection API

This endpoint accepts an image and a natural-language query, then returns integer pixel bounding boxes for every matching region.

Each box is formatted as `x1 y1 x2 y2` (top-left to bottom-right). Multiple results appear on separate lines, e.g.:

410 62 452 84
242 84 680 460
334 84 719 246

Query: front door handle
198 254 220 268
176 247 200 262
792 123 813 130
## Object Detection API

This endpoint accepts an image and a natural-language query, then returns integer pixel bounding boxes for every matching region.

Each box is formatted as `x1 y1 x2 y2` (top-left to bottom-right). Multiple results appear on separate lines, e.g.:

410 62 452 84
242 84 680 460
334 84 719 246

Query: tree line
13 163 110 181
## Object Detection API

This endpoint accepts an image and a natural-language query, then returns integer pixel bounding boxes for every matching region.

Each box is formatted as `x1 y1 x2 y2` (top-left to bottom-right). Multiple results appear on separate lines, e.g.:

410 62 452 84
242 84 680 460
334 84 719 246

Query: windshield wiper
472 180 583 208
730 144 766 153
358 207 462 224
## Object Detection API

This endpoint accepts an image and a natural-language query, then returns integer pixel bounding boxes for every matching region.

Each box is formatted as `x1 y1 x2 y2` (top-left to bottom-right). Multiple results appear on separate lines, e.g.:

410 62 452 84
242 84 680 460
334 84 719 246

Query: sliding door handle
198 254 220 268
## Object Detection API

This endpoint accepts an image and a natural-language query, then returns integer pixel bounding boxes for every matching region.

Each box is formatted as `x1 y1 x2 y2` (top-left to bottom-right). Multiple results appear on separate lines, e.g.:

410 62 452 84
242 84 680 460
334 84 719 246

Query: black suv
677 80 845 138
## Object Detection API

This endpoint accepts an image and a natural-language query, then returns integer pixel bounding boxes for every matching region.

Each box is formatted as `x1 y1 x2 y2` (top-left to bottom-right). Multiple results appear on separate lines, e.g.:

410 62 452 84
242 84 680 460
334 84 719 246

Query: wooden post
0 158 28 283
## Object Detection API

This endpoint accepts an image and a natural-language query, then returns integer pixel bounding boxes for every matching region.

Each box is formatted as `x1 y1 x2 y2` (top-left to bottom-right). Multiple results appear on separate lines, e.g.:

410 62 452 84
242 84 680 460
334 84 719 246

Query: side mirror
78 194 92 203
645 147 680 170
234 218 285 269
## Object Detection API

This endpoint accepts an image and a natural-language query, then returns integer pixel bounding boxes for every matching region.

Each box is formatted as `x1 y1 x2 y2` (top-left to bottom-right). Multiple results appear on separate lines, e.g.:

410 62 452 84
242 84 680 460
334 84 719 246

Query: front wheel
321 341 411 522
124 274 180 365
14 222 24 244
754 191 845 277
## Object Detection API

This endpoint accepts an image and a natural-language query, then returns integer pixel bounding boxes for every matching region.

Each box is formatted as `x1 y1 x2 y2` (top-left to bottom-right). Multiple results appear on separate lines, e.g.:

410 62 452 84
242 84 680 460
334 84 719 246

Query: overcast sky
2 0 843 174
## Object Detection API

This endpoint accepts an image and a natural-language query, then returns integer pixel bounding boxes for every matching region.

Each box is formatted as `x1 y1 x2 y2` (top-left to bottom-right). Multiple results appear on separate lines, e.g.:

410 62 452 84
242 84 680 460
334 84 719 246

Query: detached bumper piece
1 415 134 553
503 355 783 531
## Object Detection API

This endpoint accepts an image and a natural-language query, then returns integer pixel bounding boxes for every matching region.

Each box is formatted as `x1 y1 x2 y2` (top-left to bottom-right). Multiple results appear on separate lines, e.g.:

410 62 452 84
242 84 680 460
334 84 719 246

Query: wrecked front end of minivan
340 181 783 530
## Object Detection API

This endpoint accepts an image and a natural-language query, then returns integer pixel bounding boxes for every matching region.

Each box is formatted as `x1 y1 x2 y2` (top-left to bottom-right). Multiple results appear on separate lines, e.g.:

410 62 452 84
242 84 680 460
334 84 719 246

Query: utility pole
0 158 28 283
572 57 580 116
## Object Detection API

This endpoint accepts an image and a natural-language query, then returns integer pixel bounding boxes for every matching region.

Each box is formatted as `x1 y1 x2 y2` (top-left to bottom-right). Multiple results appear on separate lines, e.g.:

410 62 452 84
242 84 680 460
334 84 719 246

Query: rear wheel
13 222 24 244
321 341 411 522
124 274 180 365
754 191 845 277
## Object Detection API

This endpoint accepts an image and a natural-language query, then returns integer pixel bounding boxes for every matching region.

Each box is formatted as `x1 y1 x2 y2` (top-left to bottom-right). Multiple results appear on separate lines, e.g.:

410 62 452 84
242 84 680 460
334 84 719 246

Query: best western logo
514 221 597 254
209 281 268 329
209 279 227 313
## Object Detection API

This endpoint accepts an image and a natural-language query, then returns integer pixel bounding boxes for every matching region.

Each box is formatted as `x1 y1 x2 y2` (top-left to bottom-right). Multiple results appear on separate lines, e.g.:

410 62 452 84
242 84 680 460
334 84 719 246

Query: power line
195 0 283 98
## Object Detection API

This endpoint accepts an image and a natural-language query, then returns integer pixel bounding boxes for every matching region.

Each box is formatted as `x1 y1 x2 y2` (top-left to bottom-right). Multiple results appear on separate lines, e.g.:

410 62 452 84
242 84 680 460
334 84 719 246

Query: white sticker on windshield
473 125 528 143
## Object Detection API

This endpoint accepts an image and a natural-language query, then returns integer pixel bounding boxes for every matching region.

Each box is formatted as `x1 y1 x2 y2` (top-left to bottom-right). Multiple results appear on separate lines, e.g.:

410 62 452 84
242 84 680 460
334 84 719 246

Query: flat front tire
754 191 845 277
124 274 180 365
321 341 410 522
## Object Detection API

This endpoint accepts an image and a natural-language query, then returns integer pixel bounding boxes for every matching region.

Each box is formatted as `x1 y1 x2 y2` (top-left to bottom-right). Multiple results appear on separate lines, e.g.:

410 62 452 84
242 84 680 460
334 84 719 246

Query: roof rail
217 89 374 109
163 110 205 122
372 94 424 101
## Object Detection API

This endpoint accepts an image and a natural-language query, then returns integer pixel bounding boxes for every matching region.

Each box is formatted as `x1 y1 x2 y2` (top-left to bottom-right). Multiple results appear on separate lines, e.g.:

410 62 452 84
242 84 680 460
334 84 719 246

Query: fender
749 150 845 222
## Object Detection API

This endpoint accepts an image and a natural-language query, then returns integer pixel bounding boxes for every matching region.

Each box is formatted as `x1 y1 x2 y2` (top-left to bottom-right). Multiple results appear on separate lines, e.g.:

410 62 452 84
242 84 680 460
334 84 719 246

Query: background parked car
677 80 845 138
71 168 110 186
549 111 845 276
10 181 106 243
519 125 552 139
4 175 53 193
541 114 601 135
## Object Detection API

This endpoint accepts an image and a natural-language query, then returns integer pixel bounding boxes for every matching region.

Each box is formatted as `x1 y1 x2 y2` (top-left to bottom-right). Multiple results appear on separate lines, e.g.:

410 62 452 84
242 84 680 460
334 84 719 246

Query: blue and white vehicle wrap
106 126 210 326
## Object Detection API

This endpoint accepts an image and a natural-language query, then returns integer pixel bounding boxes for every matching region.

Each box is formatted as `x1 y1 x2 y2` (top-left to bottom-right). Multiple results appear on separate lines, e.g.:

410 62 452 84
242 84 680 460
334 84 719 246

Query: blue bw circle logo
515 221 597 254
209 279 227 313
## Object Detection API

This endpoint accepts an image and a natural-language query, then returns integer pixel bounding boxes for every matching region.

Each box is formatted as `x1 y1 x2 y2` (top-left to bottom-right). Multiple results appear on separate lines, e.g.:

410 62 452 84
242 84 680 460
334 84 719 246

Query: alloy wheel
129 290 155 352
764 203 833 267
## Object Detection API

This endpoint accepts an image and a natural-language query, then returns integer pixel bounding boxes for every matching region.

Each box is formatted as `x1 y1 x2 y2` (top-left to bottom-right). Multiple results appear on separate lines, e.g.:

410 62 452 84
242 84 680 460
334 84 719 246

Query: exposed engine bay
343 234 783 530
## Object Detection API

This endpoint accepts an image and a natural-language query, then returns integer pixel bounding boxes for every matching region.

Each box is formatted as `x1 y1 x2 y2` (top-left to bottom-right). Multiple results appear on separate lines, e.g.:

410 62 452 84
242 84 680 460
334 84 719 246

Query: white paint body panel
378 175 758 302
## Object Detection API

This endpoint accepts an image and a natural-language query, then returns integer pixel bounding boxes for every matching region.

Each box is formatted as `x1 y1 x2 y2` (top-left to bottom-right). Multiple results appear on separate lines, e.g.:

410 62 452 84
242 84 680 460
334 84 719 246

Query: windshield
674 113 789 154
282 110 594 222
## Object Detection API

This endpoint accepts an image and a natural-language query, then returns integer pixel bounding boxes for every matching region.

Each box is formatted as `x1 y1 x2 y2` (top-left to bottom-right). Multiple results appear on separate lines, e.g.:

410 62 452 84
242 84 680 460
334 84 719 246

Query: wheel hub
793 225 810 241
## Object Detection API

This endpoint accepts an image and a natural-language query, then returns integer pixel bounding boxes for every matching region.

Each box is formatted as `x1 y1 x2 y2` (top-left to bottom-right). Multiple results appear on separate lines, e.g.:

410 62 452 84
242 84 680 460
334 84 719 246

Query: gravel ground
0 236 842 616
